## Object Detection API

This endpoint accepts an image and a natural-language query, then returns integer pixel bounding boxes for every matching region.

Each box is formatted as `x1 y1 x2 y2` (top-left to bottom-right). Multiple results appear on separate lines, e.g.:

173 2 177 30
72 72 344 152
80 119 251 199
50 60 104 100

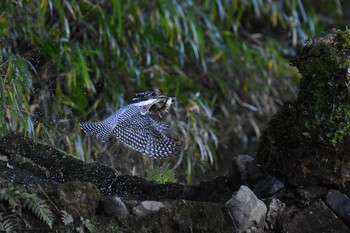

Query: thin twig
37 184 60 213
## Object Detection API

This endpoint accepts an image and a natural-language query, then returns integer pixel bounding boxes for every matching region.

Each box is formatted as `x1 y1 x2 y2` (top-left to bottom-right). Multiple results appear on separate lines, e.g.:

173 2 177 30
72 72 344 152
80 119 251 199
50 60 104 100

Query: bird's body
80 91 179 158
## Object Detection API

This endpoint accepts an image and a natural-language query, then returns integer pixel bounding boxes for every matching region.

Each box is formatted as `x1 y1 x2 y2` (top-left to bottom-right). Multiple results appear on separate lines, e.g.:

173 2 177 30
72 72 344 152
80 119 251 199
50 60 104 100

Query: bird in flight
80 91 180 158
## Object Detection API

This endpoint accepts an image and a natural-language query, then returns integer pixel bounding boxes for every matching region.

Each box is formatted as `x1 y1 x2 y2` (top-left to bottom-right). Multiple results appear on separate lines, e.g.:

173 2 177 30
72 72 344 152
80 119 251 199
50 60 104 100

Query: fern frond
0 212 16 233
0 188 21 207
23 194 54 228
60 210 74 226
1 187 55 230
82 218 95 233
145 164 177 184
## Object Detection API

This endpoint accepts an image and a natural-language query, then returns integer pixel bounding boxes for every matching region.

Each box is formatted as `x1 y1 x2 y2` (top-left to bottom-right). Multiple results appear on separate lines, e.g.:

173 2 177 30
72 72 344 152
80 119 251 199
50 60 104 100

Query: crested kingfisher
80 91 180 158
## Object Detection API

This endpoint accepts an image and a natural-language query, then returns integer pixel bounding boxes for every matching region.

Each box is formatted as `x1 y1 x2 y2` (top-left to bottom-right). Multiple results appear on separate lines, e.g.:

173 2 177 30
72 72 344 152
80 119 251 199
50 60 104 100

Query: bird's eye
151 92 156 96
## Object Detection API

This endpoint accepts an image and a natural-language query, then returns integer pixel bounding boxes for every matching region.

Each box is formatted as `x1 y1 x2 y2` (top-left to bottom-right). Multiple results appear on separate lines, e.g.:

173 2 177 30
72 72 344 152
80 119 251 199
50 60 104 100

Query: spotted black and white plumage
80 91 180 158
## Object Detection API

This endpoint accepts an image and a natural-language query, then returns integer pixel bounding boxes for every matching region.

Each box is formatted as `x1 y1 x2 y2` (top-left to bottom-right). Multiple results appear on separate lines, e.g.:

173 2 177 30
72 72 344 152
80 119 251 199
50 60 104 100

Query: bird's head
132 91 169 106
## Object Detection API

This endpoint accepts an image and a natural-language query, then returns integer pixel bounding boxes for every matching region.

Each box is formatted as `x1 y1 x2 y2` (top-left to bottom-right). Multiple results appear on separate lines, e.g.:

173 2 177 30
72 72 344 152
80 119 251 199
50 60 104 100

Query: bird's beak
153 94 173 104
155 94 169 101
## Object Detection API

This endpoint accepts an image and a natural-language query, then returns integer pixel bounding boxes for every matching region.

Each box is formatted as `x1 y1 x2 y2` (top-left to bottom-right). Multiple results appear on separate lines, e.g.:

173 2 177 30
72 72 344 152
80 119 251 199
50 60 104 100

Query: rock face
265 198 285 231
282 199 349 233
119 199 235 233
257 29 350 191
225 185 267 233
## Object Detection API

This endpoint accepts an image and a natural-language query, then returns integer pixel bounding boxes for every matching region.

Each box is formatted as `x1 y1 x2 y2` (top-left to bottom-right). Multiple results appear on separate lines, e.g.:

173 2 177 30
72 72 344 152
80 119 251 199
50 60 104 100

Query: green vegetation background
0 0 349 183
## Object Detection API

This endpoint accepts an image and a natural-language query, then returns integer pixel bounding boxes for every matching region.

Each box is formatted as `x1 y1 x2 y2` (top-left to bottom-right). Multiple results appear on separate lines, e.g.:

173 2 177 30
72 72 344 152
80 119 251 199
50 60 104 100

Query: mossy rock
257 29 350 191
57 181 101 219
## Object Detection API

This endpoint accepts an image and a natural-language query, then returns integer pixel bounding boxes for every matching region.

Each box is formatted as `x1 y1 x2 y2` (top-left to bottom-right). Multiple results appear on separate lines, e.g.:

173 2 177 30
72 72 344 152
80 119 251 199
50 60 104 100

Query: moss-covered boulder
57 182 100 219
257 29 350 191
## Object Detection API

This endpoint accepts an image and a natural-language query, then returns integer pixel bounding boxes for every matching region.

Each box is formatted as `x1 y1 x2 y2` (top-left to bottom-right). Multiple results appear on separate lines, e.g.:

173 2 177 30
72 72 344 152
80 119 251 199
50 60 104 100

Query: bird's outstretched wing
113 112 180 158
80 121 113 142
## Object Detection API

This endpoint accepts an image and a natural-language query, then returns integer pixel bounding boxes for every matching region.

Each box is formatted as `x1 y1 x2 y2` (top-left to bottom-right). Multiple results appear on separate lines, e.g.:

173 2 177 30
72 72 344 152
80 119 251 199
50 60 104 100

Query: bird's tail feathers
80 121 113 142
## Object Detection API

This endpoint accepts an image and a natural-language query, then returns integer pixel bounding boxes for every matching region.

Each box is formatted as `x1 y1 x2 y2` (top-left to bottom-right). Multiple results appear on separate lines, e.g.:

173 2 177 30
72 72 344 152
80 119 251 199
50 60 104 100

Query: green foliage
61 210 97 233
76 217 96 233
146 164 177 184
23 193 54 228
0 212 16 233
61 210 74 226
291 29 350 147
0 186 54 230
0 54 34 137
0 0 348 182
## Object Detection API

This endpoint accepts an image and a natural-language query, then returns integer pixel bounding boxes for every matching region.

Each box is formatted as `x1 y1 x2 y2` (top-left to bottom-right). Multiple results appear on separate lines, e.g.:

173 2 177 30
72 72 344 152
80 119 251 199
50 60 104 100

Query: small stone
253 176 284 198
141 200 165 211
132 200 165 217
326 189 350 225
225 185 267 233
101 196 129 219
266 198 285 230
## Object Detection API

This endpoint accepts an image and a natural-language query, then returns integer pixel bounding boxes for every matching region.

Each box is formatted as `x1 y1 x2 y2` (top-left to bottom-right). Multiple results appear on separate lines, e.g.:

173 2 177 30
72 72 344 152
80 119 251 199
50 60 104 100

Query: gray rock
326 189 350 225
140 200 165 211
230 155 263 187
283 199 349 233
101 196 129 219
253 176 284 198
132 200 165 217
225 185 267 233
266 198 285 230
